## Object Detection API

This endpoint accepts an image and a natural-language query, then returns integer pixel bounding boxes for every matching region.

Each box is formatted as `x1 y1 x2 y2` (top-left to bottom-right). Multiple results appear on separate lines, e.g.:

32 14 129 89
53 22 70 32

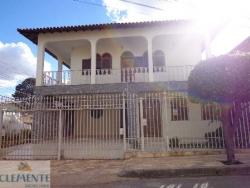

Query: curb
118 166 250 178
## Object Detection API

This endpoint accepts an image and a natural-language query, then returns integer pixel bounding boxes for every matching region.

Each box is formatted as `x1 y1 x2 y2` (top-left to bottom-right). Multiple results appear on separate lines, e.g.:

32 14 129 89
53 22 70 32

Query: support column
147 37 154 82
90 40 97 84
57 57 63 84
36 43 45 86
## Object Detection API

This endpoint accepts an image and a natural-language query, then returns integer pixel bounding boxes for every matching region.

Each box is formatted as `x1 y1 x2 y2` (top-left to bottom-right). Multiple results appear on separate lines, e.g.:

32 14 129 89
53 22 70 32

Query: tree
188 54 250 164
12 78 36 99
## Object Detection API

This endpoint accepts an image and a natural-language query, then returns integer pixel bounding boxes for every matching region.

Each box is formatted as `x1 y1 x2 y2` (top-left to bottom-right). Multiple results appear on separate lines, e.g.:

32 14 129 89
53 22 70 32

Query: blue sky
0 0 110 64
0 0 109 43
0 0 110 96
0 0 250 96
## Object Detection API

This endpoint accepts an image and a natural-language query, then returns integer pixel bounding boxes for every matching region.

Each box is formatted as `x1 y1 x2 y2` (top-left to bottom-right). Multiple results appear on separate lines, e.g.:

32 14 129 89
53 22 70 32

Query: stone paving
51 153 250 187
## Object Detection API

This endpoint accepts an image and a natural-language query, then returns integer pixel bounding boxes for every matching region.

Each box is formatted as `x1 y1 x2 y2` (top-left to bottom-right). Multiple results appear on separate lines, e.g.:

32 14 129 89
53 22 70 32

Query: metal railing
43 65 194 86
1 93 249 160
43 70 71 85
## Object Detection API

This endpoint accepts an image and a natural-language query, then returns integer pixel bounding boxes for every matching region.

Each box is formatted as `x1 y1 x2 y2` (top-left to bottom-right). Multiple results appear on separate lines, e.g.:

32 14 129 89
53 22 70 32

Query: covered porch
38 35 195 86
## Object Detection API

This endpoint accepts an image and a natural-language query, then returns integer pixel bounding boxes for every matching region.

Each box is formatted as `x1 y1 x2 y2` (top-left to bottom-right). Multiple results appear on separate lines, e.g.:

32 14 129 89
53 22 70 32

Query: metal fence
0 93 249 160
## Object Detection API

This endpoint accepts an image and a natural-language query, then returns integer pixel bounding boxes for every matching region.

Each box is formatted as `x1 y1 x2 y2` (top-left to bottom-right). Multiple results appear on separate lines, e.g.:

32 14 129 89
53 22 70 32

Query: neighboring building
15 20 225 159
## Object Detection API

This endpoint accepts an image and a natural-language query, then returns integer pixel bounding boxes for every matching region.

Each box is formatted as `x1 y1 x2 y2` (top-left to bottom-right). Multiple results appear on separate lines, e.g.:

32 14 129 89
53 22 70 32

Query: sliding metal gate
0 94 126 160
59 94 125 159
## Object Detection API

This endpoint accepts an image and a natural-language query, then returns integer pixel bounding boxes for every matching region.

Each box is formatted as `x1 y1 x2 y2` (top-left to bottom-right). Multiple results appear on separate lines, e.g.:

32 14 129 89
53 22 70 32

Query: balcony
43 65 194 86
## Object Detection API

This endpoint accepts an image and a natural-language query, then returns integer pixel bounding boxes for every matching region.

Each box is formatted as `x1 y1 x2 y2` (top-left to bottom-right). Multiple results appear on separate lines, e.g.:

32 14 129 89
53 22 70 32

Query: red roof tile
17 20 190 44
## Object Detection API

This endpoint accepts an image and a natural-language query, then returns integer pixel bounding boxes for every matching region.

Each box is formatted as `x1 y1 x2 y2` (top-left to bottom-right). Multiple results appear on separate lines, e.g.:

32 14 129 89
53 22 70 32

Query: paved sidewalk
51 159 127 187
51 153 250 187
120 153 250 178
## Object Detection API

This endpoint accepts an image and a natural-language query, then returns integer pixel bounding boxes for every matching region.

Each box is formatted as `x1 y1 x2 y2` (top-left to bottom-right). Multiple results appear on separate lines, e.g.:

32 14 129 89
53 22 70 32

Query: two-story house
16 20 223 159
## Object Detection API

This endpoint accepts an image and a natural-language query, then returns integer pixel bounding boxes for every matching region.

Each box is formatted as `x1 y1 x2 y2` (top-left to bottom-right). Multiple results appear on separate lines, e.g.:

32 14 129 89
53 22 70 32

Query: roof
231 36 250 53
17 20 190 44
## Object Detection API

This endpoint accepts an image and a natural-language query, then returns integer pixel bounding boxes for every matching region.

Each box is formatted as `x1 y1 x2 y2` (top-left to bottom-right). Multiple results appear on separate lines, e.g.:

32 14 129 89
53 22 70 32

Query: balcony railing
43 65 194 86
153 65 194 82
43 70 71 85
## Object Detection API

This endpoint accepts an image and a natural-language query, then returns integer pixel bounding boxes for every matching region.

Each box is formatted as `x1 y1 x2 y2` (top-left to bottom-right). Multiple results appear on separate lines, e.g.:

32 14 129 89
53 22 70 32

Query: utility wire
74 0 164 11
73 0 157 16
119 0 165 11
73 0 107 8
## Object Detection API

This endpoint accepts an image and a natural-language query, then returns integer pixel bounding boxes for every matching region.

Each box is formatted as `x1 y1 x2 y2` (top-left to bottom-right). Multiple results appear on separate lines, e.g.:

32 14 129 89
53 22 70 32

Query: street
53 175 250 188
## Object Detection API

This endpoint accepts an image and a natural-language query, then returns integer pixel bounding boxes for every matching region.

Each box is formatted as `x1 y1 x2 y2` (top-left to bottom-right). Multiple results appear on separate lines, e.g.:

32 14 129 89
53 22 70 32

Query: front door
141 98 162 138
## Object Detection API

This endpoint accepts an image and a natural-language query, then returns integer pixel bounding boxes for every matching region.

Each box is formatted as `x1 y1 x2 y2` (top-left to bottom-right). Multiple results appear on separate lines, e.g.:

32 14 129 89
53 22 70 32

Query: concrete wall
137 92 221 141
38 22 204 47
164 102 221 139
73 109 121 138
153 35 202 66
71 42 91 85
35 81 187 96
68 34 202 85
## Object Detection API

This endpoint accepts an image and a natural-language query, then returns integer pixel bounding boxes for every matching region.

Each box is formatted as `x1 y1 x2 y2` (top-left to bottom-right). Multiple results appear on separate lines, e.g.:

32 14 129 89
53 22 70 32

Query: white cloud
0 41 51 90
102 0 250 55
102 0 250 22
102 0 192 22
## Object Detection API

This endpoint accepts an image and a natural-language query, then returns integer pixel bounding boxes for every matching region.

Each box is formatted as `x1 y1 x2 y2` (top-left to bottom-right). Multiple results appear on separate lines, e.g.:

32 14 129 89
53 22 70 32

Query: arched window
101 53 112 69
96 53 102 69
121 51 135 68
153 50 165 67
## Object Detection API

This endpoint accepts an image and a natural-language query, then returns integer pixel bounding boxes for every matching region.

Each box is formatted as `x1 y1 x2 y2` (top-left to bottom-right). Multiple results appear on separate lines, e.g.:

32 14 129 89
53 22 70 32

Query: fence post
139 98 145 151
0 110 3 153
163 91 169 152
58 110 62 160
122 93 127 152
136 97 140 147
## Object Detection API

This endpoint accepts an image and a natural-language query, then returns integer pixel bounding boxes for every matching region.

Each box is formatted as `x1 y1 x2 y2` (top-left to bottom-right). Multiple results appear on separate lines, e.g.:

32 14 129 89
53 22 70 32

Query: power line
119 0 165 11
73 0 107 8
73 0 154 16
82 0 166 12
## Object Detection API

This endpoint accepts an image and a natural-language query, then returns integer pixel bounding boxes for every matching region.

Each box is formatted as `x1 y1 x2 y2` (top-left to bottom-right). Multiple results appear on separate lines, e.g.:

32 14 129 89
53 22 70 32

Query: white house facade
9 20 228 160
